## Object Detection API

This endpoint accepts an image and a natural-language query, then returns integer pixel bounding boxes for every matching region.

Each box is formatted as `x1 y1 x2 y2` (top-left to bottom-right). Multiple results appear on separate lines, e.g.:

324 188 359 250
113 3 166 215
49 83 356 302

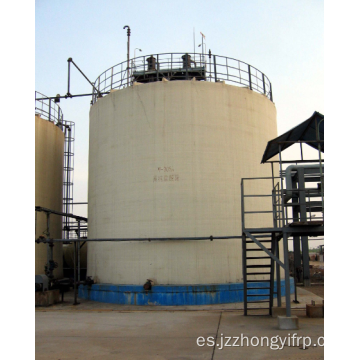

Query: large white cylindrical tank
87 80 277 285
35 115 64 278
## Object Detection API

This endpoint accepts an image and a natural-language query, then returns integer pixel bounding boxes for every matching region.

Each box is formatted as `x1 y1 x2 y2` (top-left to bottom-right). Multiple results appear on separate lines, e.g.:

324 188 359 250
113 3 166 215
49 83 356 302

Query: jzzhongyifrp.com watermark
196 333 324 350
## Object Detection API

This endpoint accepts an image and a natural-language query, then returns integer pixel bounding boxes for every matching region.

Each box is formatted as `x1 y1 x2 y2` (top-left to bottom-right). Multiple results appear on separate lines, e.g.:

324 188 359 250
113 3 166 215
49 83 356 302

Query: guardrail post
248 65 252 90
157 54 159 81
262 73 266 95
213 55 217 82
241 179 245 231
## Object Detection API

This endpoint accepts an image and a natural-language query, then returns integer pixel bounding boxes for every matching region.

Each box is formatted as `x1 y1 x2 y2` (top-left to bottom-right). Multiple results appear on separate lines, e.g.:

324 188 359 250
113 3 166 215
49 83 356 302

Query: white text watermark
196 333 324 350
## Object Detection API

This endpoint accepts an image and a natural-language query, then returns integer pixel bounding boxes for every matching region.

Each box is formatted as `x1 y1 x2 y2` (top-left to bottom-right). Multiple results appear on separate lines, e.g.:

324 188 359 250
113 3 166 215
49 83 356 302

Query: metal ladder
242 233 275 316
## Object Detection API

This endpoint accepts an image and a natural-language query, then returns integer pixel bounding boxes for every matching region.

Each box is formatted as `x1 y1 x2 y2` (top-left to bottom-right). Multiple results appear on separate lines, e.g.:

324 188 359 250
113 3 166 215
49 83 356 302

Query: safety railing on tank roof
35 91 64 124
35 91 75 240
91 53 273 104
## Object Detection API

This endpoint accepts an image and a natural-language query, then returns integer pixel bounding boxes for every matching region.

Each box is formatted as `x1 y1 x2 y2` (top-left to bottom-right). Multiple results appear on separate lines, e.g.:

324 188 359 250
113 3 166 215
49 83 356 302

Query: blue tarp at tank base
78 279 294 306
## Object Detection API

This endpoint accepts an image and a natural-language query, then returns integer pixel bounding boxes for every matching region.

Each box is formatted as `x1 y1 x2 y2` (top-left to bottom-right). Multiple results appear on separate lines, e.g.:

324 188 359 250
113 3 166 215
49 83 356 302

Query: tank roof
91 52 273 105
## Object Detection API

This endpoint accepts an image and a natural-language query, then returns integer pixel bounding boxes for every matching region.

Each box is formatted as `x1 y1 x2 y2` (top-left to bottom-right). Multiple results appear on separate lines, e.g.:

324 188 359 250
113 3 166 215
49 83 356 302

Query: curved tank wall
63 243 87 269
87 80 280 286
35 114 64 278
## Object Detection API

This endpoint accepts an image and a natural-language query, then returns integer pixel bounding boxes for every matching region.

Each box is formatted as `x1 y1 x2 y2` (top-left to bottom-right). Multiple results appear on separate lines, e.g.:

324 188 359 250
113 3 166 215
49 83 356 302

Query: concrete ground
36 287 324 359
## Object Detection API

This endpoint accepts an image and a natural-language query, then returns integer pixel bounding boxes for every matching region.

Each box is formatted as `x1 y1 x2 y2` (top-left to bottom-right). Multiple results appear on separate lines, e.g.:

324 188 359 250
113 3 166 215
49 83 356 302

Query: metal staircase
242 233 275 316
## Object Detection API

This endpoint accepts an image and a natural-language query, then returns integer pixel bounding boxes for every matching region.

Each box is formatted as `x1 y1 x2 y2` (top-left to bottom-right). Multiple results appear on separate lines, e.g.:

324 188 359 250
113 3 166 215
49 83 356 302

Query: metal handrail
35 91 63 124
91 52 273 104
241 177 324 230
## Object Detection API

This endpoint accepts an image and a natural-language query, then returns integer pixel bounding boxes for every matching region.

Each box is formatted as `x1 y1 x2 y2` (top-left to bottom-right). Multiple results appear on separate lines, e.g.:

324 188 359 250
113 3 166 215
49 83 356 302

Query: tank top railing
91 53 273 104
35 91 64 125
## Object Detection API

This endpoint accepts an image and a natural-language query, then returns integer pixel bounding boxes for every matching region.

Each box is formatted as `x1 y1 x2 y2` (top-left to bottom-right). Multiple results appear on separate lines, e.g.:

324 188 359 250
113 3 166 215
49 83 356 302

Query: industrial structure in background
35 49 323 328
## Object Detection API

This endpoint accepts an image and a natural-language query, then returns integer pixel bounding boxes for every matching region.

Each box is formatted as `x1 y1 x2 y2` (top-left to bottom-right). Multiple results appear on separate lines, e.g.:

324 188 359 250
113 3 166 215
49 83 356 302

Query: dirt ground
303 284 324 299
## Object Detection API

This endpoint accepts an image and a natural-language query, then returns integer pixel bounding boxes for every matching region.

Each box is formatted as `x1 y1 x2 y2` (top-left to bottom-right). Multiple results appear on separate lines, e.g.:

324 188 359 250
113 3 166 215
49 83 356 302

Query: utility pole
123 25 131 86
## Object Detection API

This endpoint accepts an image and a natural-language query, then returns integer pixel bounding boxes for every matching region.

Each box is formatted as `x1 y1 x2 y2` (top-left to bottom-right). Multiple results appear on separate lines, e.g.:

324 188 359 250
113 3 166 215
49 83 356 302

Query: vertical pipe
77 221 81 282
208 52 212 81
73 240 78 305
283 232 291 317
46 212 51 277
275 239 281 307
127 29 130 86
123 26 131 87
293 252 299 303
316 118 324 217
298 167 310 286
269 234 275 315
292 178 302 282
185 53 188 80
201 36 204 62
67 59 71 95
270 82 273 102
278 144 285 227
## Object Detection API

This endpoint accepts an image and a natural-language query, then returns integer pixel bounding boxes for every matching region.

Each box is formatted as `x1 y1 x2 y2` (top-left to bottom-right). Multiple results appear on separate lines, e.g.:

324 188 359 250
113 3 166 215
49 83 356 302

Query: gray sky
35 0 324 233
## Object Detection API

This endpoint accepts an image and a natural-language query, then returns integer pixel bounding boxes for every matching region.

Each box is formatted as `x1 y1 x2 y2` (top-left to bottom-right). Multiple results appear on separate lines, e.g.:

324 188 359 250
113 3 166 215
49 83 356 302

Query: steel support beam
242 233 247 316
275 238 281 307
283 232 292 317
298 167 310 286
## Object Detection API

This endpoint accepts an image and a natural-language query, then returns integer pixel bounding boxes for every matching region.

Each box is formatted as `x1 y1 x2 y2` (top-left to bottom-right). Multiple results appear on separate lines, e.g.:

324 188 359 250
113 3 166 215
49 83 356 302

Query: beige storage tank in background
35 114 64 278
87 79 278 286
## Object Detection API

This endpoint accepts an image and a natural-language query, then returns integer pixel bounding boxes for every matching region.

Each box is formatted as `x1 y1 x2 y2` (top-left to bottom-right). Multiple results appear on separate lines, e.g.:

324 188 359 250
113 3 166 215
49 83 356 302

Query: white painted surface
88 81 279 285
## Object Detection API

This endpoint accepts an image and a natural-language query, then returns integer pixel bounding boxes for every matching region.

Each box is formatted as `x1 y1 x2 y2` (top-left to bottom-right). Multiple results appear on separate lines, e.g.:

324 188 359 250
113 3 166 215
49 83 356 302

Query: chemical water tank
83 53 279 305
35 113 64 278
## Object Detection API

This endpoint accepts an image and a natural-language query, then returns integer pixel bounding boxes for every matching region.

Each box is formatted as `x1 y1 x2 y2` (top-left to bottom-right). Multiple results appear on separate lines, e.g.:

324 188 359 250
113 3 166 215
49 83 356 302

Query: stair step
246 265 271 268
247 294 270 297
247 300 270 303
246 240 272 243
246 256 271 260
246 234 273 238
246 272 271 275
246 287 271 290
246 248 271 252
246 280 271 283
